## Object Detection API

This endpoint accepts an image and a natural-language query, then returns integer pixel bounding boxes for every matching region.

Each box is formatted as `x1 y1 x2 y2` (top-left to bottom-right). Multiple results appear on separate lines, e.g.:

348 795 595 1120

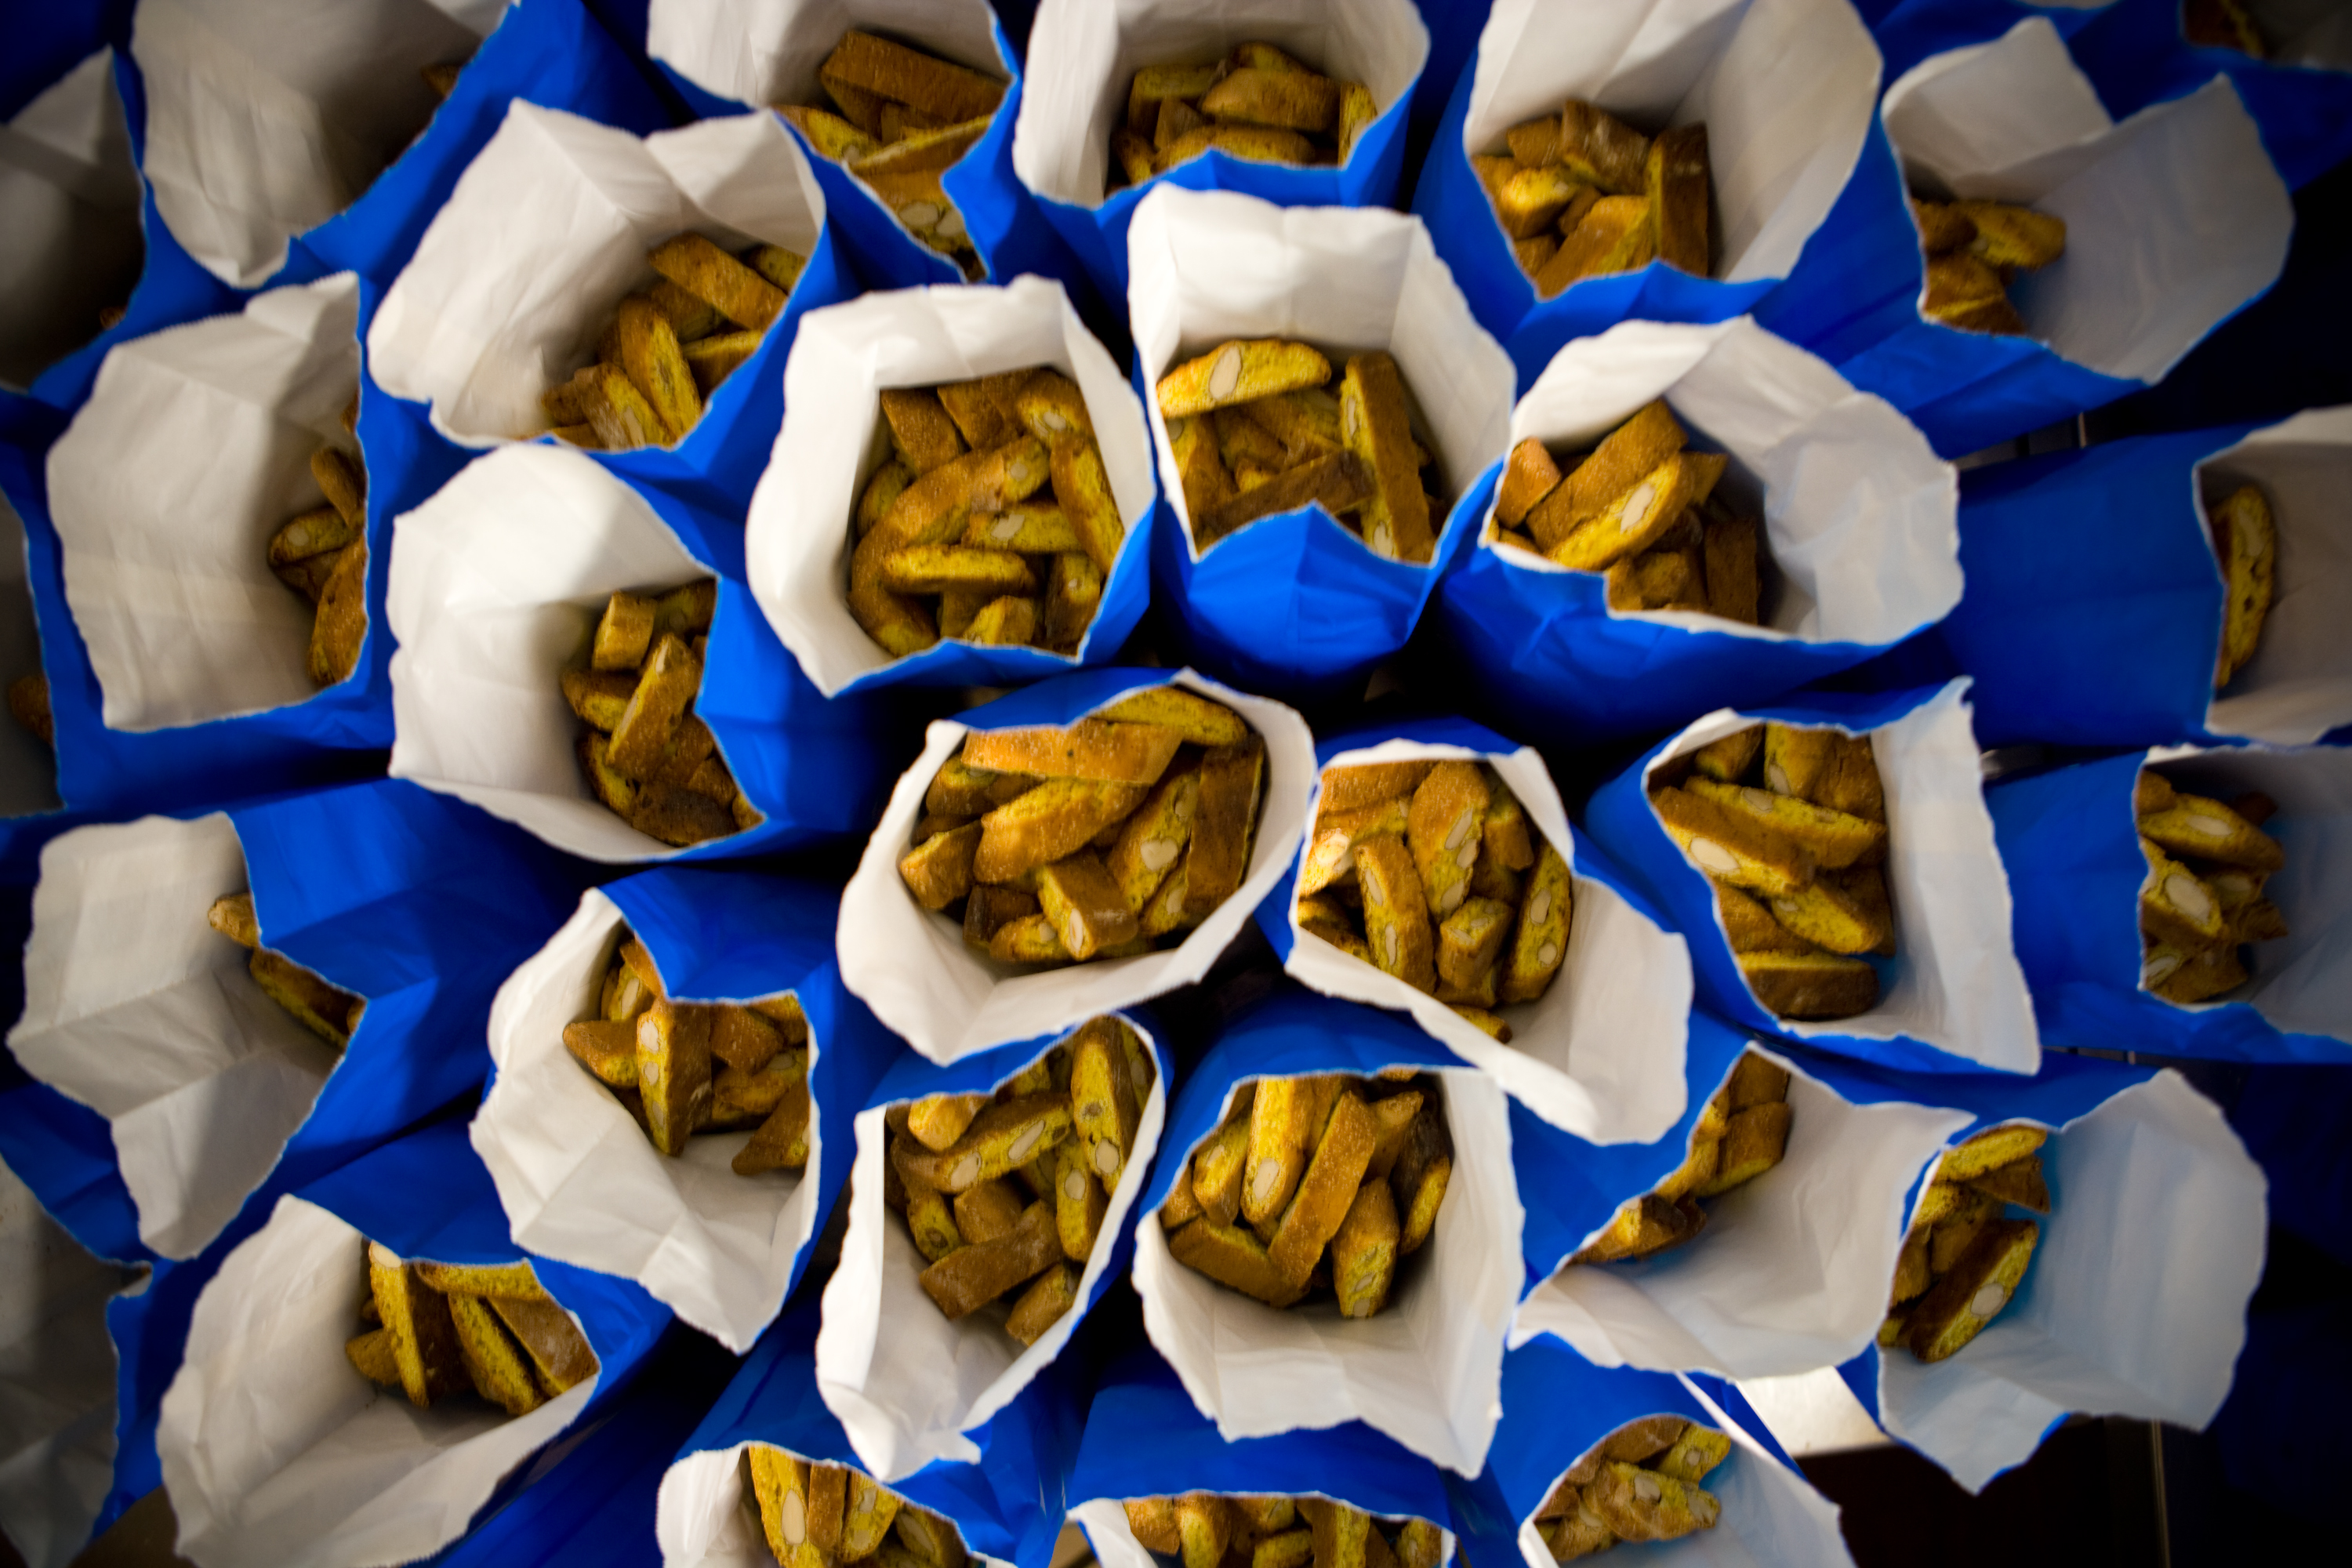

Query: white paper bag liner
1011 0 1429 209
1078 1494 1453 1568
6 814 340 1261
474 890 827 1355
46 271 361 732
1509 1374 1854 1568
1882 19 2290 386
816 1020 1167 1480
652 0 1005 115
1133 1064 1521 1477
157 1193 598 1568
1875 1069 2266 1494
386 441 742 864
1 490 60 818
658 1442 1017 1568
132 0 504 289
369 103 826 452
2194 406 2352 746
0 1155 150 1568
2253 0 2352 67
0 46 143 391
1644 681 2041 1072
1478 318 1962 649
1461 0 1880 287
837 669 1314 1065
2140 742 2352 1043
1124 187 1515 562
1509 1046 1974 1380
1281 736 1695 1147
746 274 1156 696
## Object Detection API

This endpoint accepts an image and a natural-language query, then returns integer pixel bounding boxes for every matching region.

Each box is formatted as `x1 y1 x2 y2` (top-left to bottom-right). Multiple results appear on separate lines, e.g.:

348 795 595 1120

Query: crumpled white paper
2195 407 2352 746
1510 1375 1855 1568
474 890 827 1355
1078 1496 1451 1568
2142 742 2352 1043
1875 1069 2267 1494
837 669 1312 1065
370 104 826 452
0 45 143 390
132 0 504 289
46 271 361 731
1127 187 1515 561
1462 0 1879 287
1133 1064 1522 1477
157 1193 597 1568
1 489 60 818
745 274 1155 696
385 441 739 864
1510 1046 1973 1379
817 1019 1165 1480
0 1155 148 1568
1479 317 1962 648
1649 680 2042 1073
652 0 1004 112
1011 0 1430 210
6 815 339 1261
1280 735 1696 1146
657 1442 1016 1568
1882 17 2290 385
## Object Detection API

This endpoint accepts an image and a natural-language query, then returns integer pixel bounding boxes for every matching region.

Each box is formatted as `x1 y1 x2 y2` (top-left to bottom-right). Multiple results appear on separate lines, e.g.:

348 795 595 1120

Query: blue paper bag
1412 0 1892 390
1583 680 2043 1075
6 779 584 1261
385 441 908 865
153 1119 674 1564
1802 1048 2265 1493
1123 187 1515 701
474 866 896 1352
1007 0 1431 301
1867 0 2114 81
1255 713 1698 1145
1067 1347 1464 1568
746 275 1153 695
1986 742 2352 1062
366 103 860 514
1132 985 1520 1477
666 1292 1083 1568
1834 18 2292 459
815 1014 1163 1480
1433 315 1962 742
837 667 1315 1065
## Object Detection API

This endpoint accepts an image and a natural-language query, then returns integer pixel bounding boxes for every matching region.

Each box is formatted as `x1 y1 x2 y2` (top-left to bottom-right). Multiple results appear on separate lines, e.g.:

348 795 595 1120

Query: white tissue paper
658 1443 1014 1568
1875 1069 2267 1494
45 271 361 731
1079 1500 1450 1568
369 103 826 452
746 274 1155 695
1649 681 2042 1073
2 490 60 818
1510 1046 1974 1379
1133 1065 1521 1476
652 0 1004 114
1511 1376 1854 1568
386 441 736 863
1011 0 1430 210
7 815 339 1260
2196 407 2352 746
0 46 143 390
157 1194 597 1568
1127 187 1515 561
0 1156 148 1568
1481 317 1962 648
132 0 505 289
474 891 828 1354
837 669 1313 1065
817 1019 1166 1480
1463 0 1880 286
1882 17 2290 384
2141 743 2352 1042
1282 736 1697 1147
